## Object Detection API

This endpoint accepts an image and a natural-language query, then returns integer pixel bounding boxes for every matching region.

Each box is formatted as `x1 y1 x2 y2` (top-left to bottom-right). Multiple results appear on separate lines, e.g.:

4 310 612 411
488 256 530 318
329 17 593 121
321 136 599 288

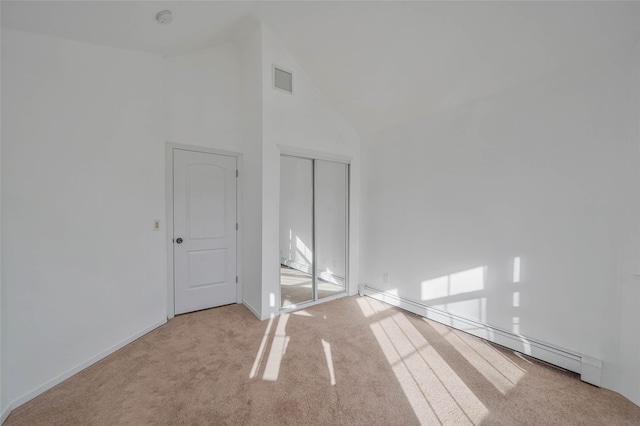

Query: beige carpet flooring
6 296 640 425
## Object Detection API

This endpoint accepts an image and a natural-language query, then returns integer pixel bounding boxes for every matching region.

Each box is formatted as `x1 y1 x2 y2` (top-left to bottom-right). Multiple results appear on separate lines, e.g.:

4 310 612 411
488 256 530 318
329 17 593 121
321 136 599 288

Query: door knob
175 237 183 244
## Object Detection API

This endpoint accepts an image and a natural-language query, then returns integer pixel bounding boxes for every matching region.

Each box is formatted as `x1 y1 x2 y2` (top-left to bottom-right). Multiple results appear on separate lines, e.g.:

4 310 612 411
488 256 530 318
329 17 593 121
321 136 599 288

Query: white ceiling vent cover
273 66 293 94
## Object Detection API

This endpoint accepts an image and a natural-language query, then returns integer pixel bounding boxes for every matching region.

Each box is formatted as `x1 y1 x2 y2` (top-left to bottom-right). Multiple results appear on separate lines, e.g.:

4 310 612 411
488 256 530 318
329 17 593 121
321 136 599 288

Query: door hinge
236 169 239 178
236 223 238 230
236 276 238 283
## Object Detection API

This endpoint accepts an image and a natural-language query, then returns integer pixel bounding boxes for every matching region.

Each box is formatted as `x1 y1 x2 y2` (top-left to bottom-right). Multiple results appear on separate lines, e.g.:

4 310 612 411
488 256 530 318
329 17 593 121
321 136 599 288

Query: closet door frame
278 146 351 311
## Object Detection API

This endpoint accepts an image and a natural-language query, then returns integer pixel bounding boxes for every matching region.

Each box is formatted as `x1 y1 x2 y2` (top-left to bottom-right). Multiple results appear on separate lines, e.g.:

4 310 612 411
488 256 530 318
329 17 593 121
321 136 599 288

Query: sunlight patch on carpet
429 321 525 394
250 316 275 379
322 339 337 385
363 298 488 425
357 296 390 318
263 314 291 381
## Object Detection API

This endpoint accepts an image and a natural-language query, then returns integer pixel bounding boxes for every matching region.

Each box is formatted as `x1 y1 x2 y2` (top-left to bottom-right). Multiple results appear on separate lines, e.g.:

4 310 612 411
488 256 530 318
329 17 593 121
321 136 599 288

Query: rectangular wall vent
273 65 293 93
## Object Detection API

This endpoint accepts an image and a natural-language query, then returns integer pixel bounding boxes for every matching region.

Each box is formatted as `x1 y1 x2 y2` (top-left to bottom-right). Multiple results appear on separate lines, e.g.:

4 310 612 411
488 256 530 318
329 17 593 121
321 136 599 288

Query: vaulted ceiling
3 1 639 136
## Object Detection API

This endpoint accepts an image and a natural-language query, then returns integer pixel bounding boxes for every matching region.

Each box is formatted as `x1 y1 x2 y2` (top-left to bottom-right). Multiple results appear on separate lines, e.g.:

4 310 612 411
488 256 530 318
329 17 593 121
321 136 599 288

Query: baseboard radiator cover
280 258 312 275
280 258 345 286
363 286 601 387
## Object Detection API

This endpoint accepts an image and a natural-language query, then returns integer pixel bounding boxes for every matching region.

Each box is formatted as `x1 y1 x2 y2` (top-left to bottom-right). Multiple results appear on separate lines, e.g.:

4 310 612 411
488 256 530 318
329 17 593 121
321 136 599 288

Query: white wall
0 12 3 420
0 20 361 419
163 32 266 318
164 41 253 314
360 44 640 404
165 24 361 319
260 25 360 319
1 29 166 409
237 25 265 317
164 43 243 152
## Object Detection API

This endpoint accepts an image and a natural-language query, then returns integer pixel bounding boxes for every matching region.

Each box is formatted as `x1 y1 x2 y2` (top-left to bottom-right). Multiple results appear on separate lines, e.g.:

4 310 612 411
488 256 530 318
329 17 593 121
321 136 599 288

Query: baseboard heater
362 285 602 387
280 258 345 285
281 258 312 275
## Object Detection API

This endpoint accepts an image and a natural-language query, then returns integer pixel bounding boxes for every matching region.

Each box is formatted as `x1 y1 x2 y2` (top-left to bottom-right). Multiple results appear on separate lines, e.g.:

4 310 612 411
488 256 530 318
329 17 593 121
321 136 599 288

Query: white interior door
173 149 237 315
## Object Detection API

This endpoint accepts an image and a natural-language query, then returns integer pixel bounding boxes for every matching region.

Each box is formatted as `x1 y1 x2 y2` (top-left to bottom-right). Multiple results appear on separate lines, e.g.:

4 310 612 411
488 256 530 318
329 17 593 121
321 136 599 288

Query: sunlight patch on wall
421 275 448 300
431 298 487 324
296 236 313 265
421 266 486 301
512 291 520 308
512 317 520 334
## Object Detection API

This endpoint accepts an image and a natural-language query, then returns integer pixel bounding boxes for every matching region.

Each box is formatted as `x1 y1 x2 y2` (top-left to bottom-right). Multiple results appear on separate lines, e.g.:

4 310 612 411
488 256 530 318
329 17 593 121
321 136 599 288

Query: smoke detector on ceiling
156 10 173 25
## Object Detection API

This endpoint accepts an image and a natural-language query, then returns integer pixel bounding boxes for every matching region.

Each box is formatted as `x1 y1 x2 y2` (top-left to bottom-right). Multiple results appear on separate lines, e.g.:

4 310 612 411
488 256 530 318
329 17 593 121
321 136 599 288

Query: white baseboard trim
363 286 600 385
1 403 13 424
280 291 349 315
4 318 167 421
242 299 261 320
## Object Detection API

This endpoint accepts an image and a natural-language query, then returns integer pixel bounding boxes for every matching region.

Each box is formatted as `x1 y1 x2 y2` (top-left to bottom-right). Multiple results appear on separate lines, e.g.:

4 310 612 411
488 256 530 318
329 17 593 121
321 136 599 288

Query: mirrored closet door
279 155 349 308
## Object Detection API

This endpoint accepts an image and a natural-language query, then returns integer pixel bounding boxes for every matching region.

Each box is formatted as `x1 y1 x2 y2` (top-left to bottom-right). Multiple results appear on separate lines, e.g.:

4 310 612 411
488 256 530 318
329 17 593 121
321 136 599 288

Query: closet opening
279 155 349 308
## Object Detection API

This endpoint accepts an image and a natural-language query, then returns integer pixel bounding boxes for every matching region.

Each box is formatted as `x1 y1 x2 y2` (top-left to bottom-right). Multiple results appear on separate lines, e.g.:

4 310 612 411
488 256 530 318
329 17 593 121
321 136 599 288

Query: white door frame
166 142 243 319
